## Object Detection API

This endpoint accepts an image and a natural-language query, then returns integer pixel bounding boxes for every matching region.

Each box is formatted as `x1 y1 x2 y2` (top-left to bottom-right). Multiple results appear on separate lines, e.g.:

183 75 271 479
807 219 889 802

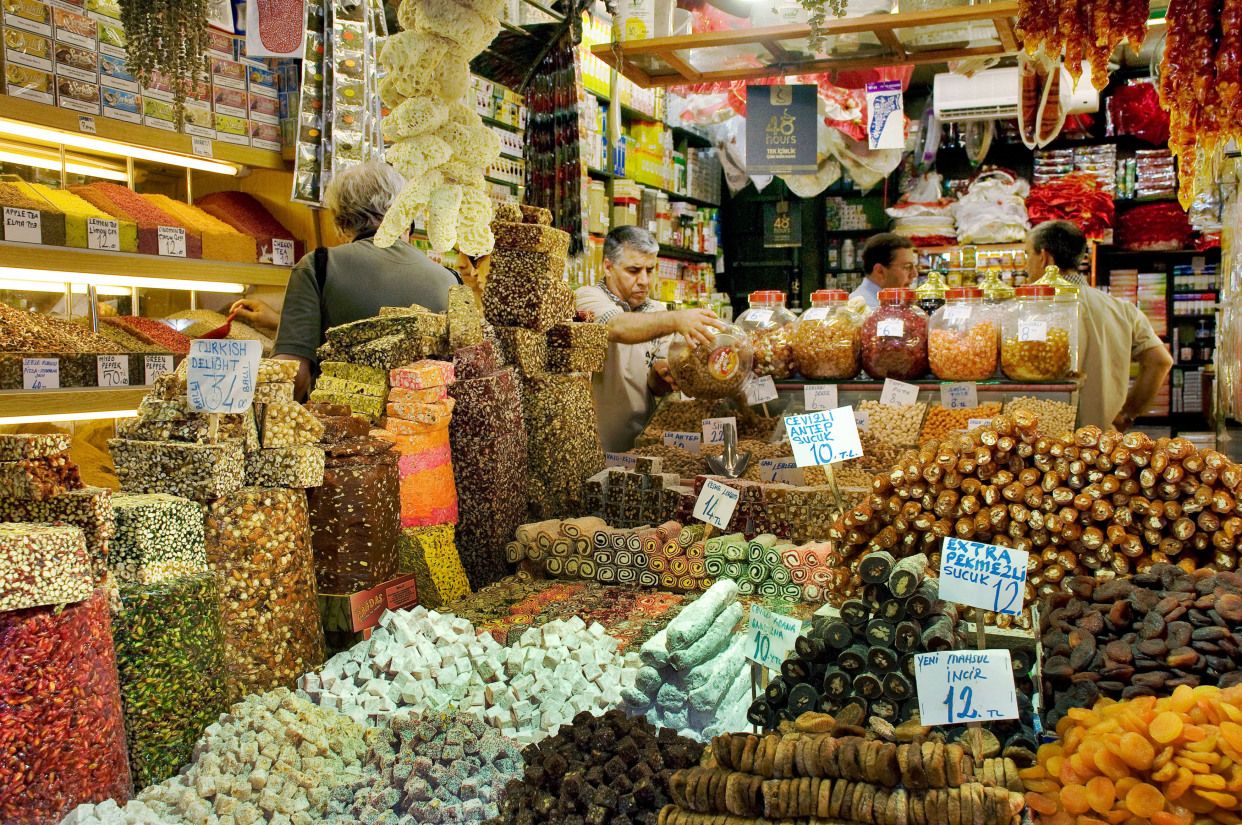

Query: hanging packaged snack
291 1 327 205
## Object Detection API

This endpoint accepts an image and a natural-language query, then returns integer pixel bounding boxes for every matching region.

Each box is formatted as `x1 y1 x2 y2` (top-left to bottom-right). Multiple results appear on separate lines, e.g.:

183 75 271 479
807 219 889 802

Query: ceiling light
0 266 245 294
0 279 130 296
0 148 129 182
0 408 139 425
0 118 240 176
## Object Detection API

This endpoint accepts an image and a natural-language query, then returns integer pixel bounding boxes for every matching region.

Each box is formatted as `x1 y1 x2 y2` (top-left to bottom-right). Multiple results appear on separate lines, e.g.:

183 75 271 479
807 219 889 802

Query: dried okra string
308 443 401 594
112 571 229 787
204 487 325 700
0 589 132 824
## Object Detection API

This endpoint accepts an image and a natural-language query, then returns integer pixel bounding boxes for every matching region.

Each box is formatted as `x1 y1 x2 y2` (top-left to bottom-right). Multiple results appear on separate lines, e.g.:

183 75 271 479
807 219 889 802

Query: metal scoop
705 420 751 479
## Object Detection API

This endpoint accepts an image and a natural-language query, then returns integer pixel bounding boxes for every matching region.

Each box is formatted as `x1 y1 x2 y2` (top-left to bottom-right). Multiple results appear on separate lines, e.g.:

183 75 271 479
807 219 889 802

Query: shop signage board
866 80 905 150
22 357 58 389
144 355 174 385
763 201 801 247
96 354 129 387
914 650 1019 725
693 478 739 531
880 378 920 407
186 339 260 413
746 84 818 174
744 375 779 406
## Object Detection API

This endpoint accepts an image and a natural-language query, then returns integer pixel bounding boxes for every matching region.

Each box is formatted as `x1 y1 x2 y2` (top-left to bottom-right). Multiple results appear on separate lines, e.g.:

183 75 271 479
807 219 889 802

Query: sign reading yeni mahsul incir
746 84 818 174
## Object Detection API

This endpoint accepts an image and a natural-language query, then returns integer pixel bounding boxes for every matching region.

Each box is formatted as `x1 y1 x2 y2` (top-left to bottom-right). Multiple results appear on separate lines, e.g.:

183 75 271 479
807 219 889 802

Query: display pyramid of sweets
484 202 605 518
0 433 131 822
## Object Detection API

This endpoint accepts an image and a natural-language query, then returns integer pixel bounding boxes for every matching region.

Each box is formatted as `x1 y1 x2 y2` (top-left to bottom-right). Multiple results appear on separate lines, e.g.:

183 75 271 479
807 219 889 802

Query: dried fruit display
521 373 605 518
861 290 928 380
0 589 131 824
1003 396 1078 438
0 486 114 575
1022 684 1242 825
109 492 207 583
920 403 1004 442
112 571 229 787
1016 0 1148 89
790 294 867 380
857 400 928 448
929 318 999 382
0 522 93 611
204 486 326 700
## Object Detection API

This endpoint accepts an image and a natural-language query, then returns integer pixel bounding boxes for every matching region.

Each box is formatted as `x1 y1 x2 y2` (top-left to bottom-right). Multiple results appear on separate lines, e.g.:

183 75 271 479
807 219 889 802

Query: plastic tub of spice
1001 284 1077 381
667 325 754 399
859 288 929 380
789 289 867 379
928 287 999 380
737 290 797 379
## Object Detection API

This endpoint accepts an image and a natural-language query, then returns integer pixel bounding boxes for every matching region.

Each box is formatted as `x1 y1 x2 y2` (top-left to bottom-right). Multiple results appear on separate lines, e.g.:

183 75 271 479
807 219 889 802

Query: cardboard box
3 0 51 36
211 83 248 117
4 63 53 104
56 75 99 114
214 112 249 145
53 41 97 83
96 19 124 55
210 57 246 90
52 6 97 48
248 91 279 124
98 52 137 91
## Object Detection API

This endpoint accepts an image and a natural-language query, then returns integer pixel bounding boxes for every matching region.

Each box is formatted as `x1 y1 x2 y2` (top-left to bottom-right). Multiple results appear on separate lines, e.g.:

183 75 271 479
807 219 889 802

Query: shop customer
576 226 727 452
850 233 919 309
1025 220 1173 431
233 160 459 399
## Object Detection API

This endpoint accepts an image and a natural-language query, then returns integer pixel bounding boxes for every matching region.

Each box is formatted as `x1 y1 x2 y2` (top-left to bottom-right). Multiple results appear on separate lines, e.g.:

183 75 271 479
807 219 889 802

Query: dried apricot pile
1022 684 1242 825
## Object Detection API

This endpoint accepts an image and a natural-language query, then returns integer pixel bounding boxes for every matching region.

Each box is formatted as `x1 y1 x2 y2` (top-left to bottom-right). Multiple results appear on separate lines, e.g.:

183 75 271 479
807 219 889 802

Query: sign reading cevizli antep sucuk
746 84 819 174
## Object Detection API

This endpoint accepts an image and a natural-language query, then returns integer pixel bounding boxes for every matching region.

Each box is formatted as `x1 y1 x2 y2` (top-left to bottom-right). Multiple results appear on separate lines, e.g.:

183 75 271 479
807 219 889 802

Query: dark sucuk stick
795 635 826 662
781 657 811 683
872 697 900 721
839 645 868 673
906 579 940 619
866 618 898 648
787 682 819 716
853 672 883 700
902 653 918 678
884 671 914 702
841 599 871 627
823 667 851 699
1011 648 1035 676
867 646 899 673
879 598 908 621
922 615 959 652
888 554 928 597
765 677 790 705
748 698 775 728
894 620 922 653
859 550 896 584
823 620 854 650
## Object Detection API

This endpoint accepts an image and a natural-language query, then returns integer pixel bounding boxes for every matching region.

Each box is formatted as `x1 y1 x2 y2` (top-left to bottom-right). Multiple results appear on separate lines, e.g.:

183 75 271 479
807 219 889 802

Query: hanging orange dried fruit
1017 0 1152 88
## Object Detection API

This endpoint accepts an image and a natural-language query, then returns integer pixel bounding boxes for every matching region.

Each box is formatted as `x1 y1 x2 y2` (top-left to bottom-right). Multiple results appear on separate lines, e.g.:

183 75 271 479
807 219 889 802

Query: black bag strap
312 246 329 336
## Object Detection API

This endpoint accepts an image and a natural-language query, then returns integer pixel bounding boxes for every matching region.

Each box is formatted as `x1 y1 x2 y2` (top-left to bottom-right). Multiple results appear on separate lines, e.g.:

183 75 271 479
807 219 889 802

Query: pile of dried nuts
857 400 928 447
1004 396 1078 438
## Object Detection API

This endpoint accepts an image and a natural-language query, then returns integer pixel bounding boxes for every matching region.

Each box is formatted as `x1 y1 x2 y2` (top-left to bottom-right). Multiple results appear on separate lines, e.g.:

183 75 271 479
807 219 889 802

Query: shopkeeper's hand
229 298 280 332
672 308 727 348
649 359 678 395
1112 409 1137 432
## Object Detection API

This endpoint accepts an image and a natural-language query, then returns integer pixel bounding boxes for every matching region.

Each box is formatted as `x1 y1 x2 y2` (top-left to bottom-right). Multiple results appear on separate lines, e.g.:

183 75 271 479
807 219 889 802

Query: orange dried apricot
1048 755 1066 777
1153 711 1185 744
1152 811 1193 825
1103 811 1129 825
1072 753 1099 780
1124 782 1165 818
1119 732 1156 770
1192 773 1227 792
1063 784 1092 815
1181 790 1217 814
1027 791 1060 815
1223 723 1242 755
1195 790 1238 808
1154 762 1180 782
1086 776 1116 815
1077 818 1110 825
1094 749 1130 781
1171 685 1198 714
1156 746 1178 770
1022 765 1049 781
1168 768 1195 801
1183 725 1208 743
1027 779 1062 793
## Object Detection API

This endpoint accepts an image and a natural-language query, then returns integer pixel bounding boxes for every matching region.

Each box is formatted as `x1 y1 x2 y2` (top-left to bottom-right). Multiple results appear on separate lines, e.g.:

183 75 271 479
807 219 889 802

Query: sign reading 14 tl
692 478 739 530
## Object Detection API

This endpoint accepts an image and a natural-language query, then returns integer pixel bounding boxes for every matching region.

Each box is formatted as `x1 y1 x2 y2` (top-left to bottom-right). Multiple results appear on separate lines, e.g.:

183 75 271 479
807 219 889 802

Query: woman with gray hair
230 160 459 399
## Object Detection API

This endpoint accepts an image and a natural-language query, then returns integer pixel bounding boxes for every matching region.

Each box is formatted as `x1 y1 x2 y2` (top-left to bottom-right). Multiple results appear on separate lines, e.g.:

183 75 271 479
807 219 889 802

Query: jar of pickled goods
860 288 929 380
737 290 798 378
916 270 948 316
790 290 867 379
928 287 999 381
1001 285 1078 381
668 325 754 399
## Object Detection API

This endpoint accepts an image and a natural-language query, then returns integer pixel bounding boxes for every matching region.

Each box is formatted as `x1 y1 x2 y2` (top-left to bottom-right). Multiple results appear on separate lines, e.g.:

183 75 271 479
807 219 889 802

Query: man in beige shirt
576 226 726 451
1025 220 1173 431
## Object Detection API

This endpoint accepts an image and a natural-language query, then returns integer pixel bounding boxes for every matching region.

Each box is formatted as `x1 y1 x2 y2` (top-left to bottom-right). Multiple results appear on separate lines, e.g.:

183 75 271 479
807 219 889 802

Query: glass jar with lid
668 325 754 399
860 288 929 380
978 266 1015 304
928 287 999 381
1000 285 1078 381
790 289 868 379
737 290 798 378
916 270 948 316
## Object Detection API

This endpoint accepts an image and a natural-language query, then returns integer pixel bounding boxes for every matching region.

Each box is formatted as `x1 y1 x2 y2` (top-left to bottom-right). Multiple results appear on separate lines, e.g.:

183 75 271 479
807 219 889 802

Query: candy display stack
385 359 459 528
397 523 471 608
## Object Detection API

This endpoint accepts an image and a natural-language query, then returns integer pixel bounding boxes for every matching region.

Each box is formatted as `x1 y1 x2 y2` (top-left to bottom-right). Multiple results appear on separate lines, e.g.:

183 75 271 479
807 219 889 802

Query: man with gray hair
576 225 726 451
233 160 459 398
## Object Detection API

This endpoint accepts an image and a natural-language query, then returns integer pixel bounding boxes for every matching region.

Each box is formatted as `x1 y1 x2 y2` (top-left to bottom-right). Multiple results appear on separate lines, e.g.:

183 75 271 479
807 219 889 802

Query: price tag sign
758 457 804 484
693 478 739 530
744 375 779 406
1018 320 1048 342
186 339 260 413
191 135 213 157
915 650 1019 725
944 305 970 324
96 354 129 387
144 354 174 385
703 417 736 445
747 308 774 324
604 452 639 470
880 378 920 408
746 604 802 671
876 317 904 337
272 238 295 266
938 536 1029 616
940 382 978 410
786 407 863 467
855 409 869 430
801 307 829 321
86 217 120 251
157 226 187 257
803 384 838 411
664 431 702 455
967 418 990 430
22 357 59 390
77 114 96 133
3 207 41 244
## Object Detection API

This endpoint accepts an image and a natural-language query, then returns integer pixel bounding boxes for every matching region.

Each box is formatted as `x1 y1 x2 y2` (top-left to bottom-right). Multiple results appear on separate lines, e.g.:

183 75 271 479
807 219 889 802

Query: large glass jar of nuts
928 287 999 381
789 290 867 379
668 325 754 399
860 288 929 380
737 290 797 379
1001 285 1078 381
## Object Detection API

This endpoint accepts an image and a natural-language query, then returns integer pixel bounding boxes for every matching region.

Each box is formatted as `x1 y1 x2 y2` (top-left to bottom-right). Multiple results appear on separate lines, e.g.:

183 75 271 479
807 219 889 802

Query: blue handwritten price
693 478 739 530
915 650 1018 725
186 339 260 413
745 604 802 671
663 431 702 455
938 536 1028 616
703 417 736 445
785 407 863 467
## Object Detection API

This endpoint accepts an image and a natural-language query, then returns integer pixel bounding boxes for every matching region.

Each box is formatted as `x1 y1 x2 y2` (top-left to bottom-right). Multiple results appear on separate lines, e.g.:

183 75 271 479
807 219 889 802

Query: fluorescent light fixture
0 118 240 176
0 266 245 294
0 278 130 296
0 147 128 182
0 408 139 426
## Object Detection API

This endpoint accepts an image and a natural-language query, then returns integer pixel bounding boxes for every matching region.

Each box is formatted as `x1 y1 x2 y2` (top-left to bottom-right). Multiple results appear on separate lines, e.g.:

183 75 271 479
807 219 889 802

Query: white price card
944 305 971 324
186 339 261 413
967 418 991 430
86 217 120 251
744 375 779 406
800 307 829 321
144 354 174 385
803 384 838 411
786 407 864 467
191 135 213 157
272 238 295 266
3 207 41 244
854 409 870 431
663 431 702 455
693 478 740 530
703 416 736 445
876 317 904 337
96 354 129 387
880 378 920 408
746 604 803 671
758 457 804 484
604 452 639 470
77 114 96 133
938 536 1029 616
915 650 1019 725
746 308 774 324
23 357 58 390
1018 320 1048 342
157 226 187 257
940 382 978 410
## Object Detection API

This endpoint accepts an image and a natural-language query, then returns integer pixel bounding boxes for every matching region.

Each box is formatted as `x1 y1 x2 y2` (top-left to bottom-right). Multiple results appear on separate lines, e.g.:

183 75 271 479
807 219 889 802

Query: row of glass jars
735 286 1079 382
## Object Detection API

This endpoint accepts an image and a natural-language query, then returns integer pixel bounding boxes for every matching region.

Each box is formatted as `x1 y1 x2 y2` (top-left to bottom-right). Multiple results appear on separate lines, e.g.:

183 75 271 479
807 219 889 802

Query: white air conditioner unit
933 66 1100 123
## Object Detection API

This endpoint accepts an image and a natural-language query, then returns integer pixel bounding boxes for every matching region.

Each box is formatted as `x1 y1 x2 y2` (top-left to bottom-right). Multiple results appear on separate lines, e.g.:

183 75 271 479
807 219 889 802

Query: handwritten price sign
746 604 802 671
915 650 1019 725
938 536 1028 616
940 382 978 410
692 478 739 531
785 407 863 467
186 339 260 413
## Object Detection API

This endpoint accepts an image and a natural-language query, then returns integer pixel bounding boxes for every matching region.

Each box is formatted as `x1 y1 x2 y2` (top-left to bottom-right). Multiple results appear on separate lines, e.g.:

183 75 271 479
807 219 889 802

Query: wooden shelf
920 242 1027 254
592 2 1019 87
0 241 291 288
0 387 146 421
659 244 715 263
0 95 288 171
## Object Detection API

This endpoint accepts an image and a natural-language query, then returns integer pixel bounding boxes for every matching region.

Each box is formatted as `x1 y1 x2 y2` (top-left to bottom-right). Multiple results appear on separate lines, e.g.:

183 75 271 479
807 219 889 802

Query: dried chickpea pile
1004 396 1078 438
829 416 1242 605
1022 684 1242 825
1001 327 1072 381
857 400 928 447
920 403 1004 442
929 322 999 381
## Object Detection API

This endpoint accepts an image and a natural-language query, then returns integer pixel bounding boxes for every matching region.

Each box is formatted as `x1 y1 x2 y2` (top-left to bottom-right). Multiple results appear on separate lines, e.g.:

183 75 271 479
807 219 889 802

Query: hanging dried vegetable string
1017 0 1151 89
119 0 210 123
797 0 847 53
